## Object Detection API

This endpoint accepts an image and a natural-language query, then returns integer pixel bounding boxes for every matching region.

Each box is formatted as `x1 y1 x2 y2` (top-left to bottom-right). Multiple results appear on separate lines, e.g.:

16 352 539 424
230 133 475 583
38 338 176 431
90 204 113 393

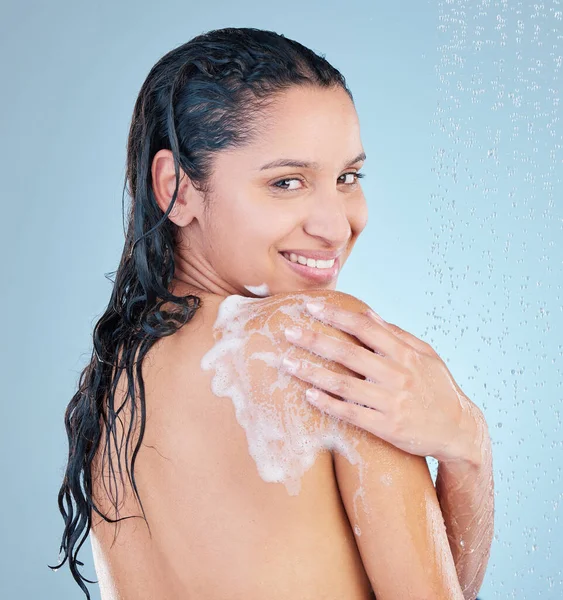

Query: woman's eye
271 171 365 192
272 178 303 191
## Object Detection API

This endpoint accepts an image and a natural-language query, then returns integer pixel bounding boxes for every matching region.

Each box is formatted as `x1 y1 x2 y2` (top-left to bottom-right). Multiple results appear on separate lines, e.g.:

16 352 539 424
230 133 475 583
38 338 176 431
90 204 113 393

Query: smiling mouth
278 251 340 282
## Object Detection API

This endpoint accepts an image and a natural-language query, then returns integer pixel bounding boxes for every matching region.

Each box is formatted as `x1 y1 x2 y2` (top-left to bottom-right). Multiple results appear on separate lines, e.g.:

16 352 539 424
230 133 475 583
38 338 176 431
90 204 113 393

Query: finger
281 356 386 412
284 326 384 381
307 302 406 361
304 387 387 434
375 319 437 357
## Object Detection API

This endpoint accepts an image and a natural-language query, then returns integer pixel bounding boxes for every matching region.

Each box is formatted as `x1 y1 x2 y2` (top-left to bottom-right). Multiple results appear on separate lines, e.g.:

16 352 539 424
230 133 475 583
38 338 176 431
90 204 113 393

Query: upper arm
333 414 464 599
212 289 463 598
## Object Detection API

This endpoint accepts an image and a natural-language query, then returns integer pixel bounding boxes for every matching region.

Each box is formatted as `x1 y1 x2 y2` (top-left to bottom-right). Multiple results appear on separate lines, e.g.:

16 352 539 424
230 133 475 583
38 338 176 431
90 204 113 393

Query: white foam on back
200 293 371 531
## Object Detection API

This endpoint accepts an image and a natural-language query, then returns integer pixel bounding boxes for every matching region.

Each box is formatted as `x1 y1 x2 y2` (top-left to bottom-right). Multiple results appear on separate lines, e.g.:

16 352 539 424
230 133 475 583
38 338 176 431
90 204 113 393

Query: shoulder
202 289 373 375
254 288 371 320
235 289 375 387
199 290 376 454
223 289 373 341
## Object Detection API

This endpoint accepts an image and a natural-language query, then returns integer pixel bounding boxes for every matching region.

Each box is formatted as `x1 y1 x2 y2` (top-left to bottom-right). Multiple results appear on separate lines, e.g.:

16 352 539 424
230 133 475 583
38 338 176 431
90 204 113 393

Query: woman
51 27 494 599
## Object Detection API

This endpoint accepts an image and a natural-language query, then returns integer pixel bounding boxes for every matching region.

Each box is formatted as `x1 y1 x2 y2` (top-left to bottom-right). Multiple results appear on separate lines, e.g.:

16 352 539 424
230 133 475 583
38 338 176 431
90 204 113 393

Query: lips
278 251 340 283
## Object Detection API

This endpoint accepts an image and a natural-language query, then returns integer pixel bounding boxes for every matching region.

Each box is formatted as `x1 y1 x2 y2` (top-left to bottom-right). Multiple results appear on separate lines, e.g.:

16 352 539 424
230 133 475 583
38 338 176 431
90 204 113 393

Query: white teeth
282 252 335 269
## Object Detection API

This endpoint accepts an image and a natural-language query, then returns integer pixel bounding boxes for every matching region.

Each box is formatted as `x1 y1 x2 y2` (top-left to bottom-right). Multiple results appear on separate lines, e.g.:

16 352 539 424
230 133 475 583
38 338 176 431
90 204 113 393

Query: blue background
1 0 561 598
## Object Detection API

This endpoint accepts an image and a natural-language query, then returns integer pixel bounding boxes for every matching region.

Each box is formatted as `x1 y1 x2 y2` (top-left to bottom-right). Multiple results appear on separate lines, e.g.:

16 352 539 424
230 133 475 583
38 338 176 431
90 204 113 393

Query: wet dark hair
48 26 353 598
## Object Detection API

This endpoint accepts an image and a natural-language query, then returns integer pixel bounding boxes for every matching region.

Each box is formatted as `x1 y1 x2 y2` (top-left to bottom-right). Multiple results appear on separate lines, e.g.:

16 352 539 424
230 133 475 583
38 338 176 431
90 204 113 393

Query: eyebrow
258 151 366 171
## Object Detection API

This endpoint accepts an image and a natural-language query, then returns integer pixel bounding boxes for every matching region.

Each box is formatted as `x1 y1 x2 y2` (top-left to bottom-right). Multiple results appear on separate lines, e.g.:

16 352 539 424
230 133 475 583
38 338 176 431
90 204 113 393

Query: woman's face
155 84 368 297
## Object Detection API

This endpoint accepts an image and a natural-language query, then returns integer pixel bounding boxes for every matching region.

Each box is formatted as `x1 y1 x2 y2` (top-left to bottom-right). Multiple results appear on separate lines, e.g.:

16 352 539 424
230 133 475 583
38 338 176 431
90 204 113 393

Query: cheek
215 207 276 261
233 202 290 243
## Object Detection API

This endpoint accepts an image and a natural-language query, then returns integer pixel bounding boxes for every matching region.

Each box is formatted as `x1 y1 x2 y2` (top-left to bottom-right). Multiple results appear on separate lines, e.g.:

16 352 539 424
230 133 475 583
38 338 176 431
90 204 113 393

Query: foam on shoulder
200 291 372 532
243 283 271 296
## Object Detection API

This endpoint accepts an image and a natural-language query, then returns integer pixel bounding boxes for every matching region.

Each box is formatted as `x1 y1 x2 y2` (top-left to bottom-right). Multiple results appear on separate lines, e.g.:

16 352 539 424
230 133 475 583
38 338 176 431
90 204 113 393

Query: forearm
435 407 494 600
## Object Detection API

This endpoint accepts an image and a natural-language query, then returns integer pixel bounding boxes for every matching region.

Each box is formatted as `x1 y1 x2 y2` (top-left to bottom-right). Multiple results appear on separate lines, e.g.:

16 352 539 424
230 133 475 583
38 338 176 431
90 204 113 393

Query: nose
303 191 352 247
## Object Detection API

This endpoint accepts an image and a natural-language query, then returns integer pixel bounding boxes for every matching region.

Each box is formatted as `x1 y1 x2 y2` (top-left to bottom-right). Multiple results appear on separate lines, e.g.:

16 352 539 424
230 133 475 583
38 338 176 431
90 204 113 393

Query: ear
151 149 204 226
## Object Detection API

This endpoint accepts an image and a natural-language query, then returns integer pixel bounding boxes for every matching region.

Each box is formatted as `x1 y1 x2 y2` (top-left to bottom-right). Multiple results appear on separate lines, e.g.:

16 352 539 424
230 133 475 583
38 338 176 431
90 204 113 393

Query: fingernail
284 326 302 341
282 356 300 372
306 388 319 402
306 301 324 315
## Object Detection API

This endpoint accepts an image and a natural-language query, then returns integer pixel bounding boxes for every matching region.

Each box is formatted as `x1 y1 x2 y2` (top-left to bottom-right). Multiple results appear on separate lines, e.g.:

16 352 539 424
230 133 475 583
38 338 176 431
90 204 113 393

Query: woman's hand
281 300 483 464
280 298 495 599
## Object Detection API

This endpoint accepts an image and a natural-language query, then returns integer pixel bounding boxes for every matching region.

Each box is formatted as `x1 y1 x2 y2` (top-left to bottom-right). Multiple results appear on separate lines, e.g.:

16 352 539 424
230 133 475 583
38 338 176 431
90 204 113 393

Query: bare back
89 291 375 600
